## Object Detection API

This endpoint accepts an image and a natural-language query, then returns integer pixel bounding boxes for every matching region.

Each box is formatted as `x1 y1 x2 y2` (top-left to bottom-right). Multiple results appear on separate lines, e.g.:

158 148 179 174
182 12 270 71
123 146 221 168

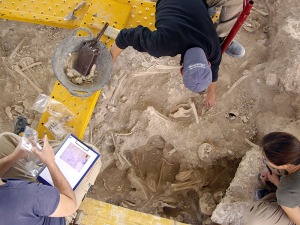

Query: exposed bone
123 200 136 207
188 99 199 124
155 201 177 212
9 38 26 59
154 65 181 70
168 149 177 156
169 107 191 118
115 131 133 137
111 133 116 146
89 125 93 143
110 72 128 104
146 178 157 192
171 180 204 191
119 152 132 167
102 179 110 191
221 71 252 98
2 58 17 81
12 64 43 93
245 138 260 149
161 158 174 166
5 107 14 120
128 168 148 200
115 152 131 169
132 71 167 77
21 62 42 71
115 121 140 137
22 62 41 89
252 7 269 16
175 170 193 182
148 106 171 123
158 160 164 187
140 195 155 210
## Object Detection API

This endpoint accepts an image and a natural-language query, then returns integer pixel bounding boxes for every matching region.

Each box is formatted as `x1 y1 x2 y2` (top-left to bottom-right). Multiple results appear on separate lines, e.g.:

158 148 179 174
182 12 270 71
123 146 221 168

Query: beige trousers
206 0 243 37
0 132 101 207
242 193 295 225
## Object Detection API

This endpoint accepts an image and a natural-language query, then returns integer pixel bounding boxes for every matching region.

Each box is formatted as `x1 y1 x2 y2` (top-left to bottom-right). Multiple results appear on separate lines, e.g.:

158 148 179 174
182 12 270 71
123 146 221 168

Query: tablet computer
37 134 100 190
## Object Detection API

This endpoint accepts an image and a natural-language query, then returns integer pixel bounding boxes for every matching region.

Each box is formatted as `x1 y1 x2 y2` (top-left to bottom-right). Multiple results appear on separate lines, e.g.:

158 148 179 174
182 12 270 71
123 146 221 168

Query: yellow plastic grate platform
36 81 101 140
0 0 92 29
79 197 189 225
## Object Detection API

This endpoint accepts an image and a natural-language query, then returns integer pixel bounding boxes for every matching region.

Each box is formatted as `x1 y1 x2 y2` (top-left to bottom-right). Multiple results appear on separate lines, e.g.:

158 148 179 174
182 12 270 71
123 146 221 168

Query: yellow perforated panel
0 0 92 28
80 0 132 46
80 198 189 225
122 0 156 29
37 81 100 140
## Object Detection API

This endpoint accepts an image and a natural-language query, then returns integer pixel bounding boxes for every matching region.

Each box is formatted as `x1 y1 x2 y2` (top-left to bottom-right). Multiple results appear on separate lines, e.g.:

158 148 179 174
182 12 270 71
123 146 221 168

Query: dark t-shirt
277 170 300 208
115 0 221 82
0 179 65 225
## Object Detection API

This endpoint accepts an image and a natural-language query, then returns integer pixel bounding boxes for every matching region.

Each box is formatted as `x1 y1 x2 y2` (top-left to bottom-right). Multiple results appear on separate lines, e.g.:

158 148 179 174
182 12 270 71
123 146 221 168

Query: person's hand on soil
32 135 55 166
204 92 216 109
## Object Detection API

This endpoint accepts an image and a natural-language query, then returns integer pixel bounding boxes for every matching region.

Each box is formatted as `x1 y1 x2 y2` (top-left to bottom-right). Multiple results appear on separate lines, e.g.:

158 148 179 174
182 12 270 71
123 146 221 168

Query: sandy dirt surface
1 0 300 224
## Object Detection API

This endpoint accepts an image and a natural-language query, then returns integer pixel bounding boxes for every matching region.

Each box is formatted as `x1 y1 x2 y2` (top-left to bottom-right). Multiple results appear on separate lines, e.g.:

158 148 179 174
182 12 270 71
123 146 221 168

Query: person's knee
0 132 20 145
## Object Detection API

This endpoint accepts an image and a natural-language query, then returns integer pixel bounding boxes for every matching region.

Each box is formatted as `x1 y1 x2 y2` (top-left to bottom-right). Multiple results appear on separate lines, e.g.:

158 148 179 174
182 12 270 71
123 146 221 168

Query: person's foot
255 188 273 200
14 115 29 135
225 40 245 58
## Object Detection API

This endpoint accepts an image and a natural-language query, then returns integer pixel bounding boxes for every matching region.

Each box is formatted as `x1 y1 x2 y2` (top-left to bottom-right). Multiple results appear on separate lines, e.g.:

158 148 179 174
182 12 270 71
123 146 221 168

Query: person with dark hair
243 132 300 225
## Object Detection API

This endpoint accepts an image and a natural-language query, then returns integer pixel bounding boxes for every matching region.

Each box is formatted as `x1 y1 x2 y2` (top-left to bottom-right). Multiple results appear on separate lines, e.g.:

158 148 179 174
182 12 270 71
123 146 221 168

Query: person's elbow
50 194 77 217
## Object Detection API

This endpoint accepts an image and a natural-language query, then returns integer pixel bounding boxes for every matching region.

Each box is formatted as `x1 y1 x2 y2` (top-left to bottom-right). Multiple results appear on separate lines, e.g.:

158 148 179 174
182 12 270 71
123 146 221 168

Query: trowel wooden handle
88 23 120 39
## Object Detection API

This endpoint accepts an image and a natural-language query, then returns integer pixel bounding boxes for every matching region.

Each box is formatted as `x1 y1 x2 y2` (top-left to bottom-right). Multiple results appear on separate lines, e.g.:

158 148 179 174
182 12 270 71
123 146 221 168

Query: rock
199 193 216 216
240 116 248 123
211 148 263 225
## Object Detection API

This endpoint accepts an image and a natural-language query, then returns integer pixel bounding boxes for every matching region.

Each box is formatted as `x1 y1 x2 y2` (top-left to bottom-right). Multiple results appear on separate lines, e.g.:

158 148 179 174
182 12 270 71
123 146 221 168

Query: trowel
73 23 109 76
64 1 86 21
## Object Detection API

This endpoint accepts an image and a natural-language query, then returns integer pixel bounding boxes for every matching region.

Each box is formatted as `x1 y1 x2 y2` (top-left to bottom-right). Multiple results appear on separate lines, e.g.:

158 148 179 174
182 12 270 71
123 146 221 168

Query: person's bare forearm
0 151 22 177
207 82 216 95
46 161 76 203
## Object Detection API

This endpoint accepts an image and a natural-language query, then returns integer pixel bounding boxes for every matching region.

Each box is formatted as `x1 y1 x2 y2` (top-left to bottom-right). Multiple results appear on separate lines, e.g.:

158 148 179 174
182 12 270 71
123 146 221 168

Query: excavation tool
73 23 109 76
52 27 112 97
64 1 86 21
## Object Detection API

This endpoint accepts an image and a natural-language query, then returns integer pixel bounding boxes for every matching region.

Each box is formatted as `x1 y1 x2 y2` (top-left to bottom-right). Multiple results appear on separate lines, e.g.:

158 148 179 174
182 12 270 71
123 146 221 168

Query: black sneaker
14 115 29 135
255 189 273 200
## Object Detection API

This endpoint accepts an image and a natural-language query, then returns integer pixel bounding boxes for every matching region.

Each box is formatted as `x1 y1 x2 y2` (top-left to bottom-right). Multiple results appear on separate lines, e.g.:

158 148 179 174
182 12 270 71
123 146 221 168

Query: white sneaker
225 40 245 58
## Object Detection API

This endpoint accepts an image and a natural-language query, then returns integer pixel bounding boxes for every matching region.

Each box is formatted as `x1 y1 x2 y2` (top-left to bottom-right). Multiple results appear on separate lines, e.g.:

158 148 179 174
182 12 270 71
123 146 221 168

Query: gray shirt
277 169 300 208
